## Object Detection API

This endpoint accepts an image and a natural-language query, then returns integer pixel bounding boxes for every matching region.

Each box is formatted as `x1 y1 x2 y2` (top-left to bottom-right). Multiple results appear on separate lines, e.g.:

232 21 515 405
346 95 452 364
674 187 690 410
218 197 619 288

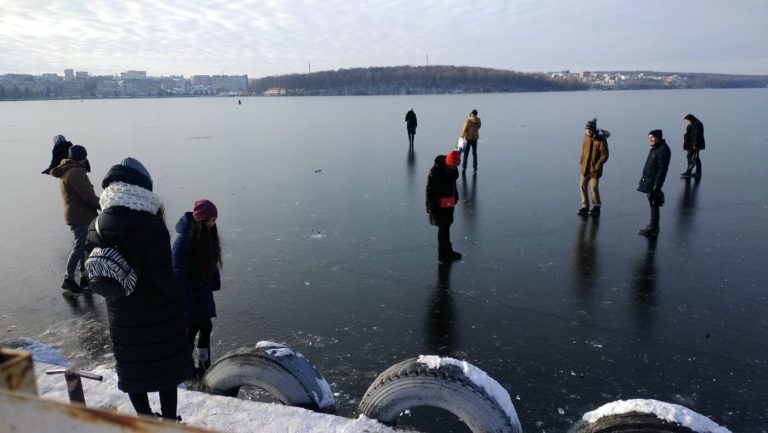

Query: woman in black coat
172 199 222 376
426 149 462 263
86 157 193 420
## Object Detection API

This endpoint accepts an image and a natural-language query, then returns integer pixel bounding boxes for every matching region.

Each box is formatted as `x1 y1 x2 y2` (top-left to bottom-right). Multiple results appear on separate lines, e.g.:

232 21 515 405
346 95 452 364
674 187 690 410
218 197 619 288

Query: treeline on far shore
249 65 768 96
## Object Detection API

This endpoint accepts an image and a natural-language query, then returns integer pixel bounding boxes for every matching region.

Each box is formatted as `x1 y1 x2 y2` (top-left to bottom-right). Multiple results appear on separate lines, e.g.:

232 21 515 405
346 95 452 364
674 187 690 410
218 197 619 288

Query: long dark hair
190 220 222 282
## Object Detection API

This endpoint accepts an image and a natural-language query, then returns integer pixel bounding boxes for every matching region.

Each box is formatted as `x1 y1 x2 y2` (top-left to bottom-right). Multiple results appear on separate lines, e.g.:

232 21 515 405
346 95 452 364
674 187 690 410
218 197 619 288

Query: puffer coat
579 130 610 178
637 140 672 193
426 155 459 226
683 118 705 151
172 212 220 321
50 159 100 225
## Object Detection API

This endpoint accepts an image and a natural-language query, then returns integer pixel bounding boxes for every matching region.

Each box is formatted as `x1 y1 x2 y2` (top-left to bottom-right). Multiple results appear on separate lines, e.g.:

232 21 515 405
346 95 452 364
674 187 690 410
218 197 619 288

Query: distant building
191 75 212 87
263 87 286 96
64 69 74 80
75 71 89 79
210 75 248 93
121 70 147 79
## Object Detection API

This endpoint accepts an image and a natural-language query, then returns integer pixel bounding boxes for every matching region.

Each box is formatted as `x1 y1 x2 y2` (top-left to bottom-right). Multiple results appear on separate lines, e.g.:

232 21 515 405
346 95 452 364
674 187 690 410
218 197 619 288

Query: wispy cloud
1 0 766 76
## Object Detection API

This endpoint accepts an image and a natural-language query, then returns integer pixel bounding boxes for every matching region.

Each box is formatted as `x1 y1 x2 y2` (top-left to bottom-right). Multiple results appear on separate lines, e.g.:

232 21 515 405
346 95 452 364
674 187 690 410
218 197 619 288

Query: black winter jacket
87 206 193 393
426 155 459 226
683 119 705 151
637 140 672 193
173 212 220 321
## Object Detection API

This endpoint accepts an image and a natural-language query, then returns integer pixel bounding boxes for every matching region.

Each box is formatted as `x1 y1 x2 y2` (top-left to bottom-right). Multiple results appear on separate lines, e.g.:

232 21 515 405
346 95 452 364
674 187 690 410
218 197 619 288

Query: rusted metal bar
46 368 104 404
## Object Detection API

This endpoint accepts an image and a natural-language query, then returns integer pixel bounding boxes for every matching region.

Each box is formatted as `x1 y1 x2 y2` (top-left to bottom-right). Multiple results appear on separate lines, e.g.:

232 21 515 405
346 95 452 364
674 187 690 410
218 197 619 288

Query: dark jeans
188 317 213 348
462 140 478 170
647 193 661 228
128 388 177 419
66 224 89 279
438 222 451 254
685 149 701 175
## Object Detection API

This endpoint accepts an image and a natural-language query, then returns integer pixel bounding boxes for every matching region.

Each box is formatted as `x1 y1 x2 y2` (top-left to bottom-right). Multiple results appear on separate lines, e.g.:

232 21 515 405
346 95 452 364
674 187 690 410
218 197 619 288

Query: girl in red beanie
172 199 222 376
426 149 462 263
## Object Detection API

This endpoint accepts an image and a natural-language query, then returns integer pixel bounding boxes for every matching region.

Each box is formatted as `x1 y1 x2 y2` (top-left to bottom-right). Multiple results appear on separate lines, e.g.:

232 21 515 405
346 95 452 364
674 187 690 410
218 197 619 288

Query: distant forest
249 65 768 96
249 65 586 95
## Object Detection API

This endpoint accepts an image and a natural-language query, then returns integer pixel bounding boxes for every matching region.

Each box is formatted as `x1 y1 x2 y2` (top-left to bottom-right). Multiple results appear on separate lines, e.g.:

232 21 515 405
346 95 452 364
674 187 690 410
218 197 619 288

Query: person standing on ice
577 118 610 217
427 149 462 263
459 109 481 174
405 107 418 146
172 199 222 377
681 113 705 178
50 144 100 295
637 130 671 236
87 157 193 421
43 134 91 175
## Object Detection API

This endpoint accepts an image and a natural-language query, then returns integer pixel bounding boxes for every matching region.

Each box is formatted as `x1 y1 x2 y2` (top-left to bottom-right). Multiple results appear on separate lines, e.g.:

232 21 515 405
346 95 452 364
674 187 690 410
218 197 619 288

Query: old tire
358 357 521 433
568 412 699 432
200 341 335 413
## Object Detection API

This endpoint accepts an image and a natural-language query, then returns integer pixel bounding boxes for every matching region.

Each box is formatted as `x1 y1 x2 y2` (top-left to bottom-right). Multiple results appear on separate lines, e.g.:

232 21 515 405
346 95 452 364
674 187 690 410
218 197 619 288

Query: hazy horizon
2 0 767 78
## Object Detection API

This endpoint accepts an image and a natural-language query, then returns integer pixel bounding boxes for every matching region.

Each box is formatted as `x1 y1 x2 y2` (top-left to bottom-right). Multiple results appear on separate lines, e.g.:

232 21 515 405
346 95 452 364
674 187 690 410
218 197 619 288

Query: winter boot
589 206 601 217
197 347 211 372
637 225 660 236
680 171 692 178
61 278 83 296
577 207 589 216
447 243 462 261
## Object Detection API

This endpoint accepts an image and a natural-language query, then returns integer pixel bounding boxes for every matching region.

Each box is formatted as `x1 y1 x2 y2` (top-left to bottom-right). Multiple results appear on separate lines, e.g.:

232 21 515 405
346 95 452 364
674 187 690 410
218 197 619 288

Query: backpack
85 216 138 298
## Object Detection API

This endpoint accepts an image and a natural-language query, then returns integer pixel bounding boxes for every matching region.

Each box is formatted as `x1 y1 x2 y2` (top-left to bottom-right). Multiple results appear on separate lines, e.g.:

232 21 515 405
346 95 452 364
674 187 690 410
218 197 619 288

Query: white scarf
100 181 162 214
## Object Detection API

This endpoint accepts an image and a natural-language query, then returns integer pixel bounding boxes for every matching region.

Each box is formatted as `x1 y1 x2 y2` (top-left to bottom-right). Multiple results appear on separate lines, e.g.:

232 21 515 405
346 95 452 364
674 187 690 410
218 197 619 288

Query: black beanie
68 145 87 161
586 118 597 131
649 129 663 140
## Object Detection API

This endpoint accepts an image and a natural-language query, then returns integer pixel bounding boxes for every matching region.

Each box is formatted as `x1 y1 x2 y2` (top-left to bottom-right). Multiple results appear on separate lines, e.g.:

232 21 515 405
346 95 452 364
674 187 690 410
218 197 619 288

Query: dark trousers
685 149 701 175
650 206 660 228
438 222 452 254
188 317 213 348
65 224 88 279
128 388 177 419
462 140 478 170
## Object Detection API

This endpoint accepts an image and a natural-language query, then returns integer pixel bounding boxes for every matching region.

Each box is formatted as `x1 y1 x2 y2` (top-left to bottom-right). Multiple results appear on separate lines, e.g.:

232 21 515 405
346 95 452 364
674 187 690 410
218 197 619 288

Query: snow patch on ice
582 399 731 433
266 348 294 358
417 355 520 429
18 337 69 367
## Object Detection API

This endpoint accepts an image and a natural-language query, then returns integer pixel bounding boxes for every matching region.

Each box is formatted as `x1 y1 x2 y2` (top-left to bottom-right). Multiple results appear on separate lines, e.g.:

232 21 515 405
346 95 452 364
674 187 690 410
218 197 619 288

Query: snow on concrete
18 338 397 433
582 399 731 433
416 355 521 430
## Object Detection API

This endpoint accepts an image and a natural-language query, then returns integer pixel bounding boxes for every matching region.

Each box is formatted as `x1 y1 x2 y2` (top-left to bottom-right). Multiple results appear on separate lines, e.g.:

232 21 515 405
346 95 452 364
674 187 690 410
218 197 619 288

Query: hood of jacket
175 212 194 234
50 159 85 178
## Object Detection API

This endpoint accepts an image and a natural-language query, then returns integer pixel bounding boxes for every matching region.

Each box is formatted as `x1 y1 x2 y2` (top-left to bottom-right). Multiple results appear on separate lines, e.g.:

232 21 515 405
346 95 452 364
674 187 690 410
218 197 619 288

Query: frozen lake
1 89 767 431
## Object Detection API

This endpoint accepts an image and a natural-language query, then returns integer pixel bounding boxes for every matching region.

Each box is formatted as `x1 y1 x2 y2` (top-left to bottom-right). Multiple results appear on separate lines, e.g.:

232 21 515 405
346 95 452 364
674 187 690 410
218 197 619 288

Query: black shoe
680 172 692 178
589 207 601 217
577 207 589 216
638 226 659 236
61 278 83 295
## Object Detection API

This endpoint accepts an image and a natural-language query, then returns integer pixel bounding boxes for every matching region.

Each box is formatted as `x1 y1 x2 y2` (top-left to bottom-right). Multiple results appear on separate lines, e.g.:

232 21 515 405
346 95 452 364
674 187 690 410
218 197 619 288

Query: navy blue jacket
637 140 671 193
172 212 220 321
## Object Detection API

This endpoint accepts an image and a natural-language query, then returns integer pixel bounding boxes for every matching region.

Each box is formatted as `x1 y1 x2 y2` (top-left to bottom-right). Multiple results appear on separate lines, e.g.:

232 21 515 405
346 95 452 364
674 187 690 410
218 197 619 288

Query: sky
1 0 767 78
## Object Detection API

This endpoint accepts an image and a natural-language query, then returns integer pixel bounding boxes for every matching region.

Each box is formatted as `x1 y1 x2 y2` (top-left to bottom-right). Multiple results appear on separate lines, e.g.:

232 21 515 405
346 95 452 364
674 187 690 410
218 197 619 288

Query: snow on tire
358 356 522 433
568 399 732 433
200 341 335 413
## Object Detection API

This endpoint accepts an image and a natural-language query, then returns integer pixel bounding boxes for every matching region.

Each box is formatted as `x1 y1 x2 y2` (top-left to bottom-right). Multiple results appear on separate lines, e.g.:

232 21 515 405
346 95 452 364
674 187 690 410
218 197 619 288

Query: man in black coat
405 108 418 146
681 113 705 178
426 149 462 263
637 130 671 236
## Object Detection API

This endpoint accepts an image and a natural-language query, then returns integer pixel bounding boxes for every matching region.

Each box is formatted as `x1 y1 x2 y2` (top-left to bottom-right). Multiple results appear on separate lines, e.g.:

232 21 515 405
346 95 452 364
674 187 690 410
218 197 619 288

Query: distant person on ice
637 130 671 236
87 157 193 421
173 199 222 377
577 118 610 217
50 144 100 295
405 107 418 146
681 113 705 178
42 134 90 175
426 149 462 263
459 109 481 173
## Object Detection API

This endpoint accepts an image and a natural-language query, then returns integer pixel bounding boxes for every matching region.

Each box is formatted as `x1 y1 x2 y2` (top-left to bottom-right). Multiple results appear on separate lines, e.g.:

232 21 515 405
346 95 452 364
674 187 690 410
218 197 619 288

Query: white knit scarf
100 181 162 214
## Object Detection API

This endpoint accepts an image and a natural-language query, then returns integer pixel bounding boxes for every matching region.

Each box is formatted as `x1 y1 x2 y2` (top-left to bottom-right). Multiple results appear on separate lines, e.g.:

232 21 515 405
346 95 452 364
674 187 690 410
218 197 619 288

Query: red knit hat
193 199 218 222
445 150 461 167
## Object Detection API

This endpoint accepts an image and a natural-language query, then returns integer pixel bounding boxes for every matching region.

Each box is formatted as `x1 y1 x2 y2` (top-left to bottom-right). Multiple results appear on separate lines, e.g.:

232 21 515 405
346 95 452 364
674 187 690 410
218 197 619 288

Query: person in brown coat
50 145 100 294
460 109 481 173
578 118 610 217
